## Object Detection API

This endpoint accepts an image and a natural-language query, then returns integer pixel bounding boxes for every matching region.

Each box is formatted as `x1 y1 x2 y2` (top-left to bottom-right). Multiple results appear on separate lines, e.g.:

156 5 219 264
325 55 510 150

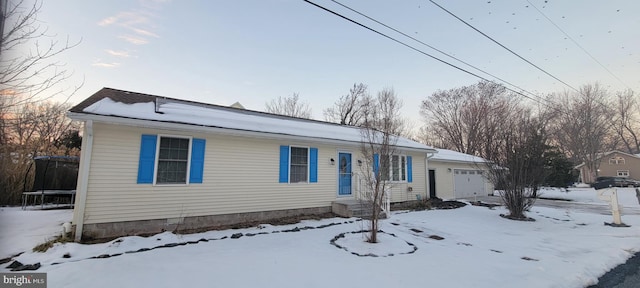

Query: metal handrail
354 173 390 217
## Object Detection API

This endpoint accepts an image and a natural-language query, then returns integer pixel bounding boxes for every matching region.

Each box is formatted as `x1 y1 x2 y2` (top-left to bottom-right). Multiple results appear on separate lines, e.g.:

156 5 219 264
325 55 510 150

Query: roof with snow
430 148 487 164
68 88 435 152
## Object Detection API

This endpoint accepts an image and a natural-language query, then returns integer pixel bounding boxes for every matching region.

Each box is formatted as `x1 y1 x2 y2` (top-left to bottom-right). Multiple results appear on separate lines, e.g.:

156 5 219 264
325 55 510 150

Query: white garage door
454 169 486 199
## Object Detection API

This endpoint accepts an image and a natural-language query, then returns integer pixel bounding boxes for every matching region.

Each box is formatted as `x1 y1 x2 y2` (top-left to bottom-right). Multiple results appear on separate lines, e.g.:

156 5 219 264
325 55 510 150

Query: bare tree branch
265 93 312 118
420 80 516 160
0 0 82 109
324 83 372 126
359 88 403 243
548 83 612 183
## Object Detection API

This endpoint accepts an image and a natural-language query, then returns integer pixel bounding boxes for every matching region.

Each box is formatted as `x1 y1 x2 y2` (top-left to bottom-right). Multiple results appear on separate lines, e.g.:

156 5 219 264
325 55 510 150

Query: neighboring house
428 149 493 199
67 88 437 241
575 151 640 183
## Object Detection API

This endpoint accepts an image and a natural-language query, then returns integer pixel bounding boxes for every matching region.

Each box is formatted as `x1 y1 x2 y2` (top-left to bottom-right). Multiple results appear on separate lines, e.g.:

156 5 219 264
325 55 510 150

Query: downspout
74 120 93 242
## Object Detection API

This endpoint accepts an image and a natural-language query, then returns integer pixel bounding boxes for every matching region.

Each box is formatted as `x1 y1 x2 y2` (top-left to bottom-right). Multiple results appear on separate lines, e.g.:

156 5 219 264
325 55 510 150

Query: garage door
454 169 486 199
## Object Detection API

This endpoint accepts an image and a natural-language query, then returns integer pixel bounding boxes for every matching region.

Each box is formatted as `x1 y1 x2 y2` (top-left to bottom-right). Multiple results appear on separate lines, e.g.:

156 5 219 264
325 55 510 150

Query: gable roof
430 148 487 164
574 150 640 169
68 88 435 152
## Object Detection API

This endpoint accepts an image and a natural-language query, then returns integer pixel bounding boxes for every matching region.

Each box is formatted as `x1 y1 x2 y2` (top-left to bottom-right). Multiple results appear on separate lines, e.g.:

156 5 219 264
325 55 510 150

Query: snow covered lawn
538 187 640 206
2 190 640 288
0 207 72 259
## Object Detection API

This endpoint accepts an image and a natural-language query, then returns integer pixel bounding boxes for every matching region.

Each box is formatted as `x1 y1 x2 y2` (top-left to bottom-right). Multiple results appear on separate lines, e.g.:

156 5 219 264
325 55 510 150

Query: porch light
330 158 335 165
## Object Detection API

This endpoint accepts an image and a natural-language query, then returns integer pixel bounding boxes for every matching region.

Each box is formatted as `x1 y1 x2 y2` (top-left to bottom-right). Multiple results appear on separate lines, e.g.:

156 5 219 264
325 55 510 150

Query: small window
401 156 406 181
617 170 630 177
381 154 407 182
392 155 400 181
157 136 190 184
609 157 625 165
380 154 390 181
290 147 308 183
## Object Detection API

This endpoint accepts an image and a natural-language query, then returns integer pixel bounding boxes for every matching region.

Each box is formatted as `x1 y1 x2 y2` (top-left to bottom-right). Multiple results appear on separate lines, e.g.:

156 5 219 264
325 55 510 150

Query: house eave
431 158 488 165
67 112 436 154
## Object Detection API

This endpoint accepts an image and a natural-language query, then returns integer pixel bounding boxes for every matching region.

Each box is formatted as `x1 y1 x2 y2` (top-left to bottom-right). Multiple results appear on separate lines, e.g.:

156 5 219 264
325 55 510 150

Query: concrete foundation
78 206 332 241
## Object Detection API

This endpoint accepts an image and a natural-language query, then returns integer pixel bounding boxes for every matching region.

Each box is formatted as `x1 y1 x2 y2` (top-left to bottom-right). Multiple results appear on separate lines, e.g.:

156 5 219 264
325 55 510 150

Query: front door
429 169 436 198
338 152 352 196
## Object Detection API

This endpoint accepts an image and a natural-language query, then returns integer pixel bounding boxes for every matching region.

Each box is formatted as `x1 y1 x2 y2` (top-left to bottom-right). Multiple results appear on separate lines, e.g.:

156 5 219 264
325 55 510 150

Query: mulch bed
470 201 501 209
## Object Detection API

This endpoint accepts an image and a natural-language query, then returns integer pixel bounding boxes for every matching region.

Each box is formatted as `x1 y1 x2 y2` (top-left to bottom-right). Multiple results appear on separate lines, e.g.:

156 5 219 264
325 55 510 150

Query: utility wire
329 0 548 105
525 0 631 90
427 0 580 93
303 0 551 107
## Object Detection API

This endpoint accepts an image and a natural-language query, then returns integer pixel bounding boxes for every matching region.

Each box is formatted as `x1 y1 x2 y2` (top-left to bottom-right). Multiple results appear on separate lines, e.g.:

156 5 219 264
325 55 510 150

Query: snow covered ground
539 187 640 207
2 188 640 288
0 207 72 259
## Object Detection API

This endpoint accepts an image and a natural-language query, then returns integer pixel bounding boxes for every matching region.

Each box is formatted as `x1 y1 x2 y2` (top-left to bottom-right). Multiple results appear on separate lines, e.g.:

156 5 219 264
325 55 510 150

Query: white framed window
156 135 191 184
617 170 630 177
609 156 625 165
382 154 407 182
290 146 309 183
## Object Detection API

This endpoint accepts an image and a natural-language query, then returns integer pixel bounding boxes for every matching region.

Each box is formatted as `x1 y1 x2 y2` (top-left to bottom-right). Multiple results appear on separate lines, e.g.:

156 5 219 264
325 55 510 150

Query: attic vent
230 102 245 109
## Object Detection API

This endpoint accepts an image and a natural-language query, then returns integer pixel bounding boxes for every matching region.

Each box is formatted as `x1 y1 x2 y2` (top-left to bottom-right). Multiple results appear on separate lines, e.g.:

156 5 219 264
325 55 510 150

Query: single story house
428 148 493 199
575 150 640 183
68 88 438 241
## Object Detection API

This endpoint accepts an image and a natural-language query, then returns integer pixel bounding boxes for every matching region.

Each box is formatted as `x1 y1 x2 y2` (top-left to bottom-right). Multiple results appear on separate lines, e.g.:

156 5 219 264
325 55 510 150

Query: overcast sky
29 0 640 127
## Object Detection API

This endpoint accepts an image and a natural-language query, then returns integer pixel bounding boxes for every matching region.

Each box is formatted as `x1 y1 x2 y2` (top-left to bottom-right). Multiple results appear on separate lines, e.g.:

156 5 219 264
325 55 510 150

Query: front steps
332 199 387 219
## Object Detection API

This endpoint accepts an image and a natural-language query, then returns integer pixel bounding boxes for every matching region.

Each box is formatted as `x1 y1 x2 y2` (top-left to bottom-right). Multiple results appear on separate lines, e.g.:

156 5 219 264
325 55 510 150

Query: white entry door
454 169 485 199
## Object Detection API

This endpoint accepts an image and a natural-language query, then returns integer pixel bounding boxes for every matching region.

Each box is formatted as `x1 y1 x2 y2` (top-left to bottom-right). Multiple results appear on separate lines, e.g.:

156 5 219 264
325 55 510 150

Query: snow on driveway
2 194 640 288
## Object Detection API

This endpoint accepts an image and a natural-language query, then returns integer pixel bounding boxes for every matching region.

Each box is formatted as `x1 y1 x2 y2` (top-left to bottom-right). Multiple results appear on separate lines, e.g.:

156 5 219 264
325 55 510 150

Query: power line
302 0 550 108
525 0 631 90
427 0 580 93
328 0 548 105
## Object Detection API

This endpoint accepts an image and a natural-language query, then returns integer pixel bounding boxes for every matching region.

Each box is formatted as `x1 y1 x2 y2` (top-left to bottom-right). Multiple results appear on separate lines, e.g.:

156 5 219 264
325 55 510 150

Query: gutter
73 119 93 242
67 112 437 154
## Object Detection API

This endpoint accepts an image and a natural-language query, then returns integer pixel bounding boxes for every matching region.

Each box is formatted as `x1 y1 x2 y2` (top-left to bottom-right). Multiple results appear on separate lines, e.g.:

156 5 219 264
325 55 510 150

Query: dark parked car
591 176 640 190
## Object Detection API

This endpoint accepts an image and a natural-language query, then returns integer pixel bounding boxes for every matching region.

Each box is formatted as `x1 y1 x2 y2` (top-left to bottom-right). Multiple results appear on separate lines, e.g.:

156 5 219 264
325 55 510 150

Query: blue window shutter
137 134 157 184
309 148 318 183
189 138 206 183
407 156 413 183
279 145 289 183
373 153 379 177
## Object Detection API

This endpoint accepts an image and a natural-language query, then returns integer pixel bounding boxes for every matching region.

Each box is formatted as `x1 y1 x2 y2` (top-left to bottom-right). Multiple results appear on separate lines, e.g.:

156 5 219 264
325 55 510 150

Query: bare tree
611 89 640 154
485 108 548 220
420 80 515 160
323 83 372 126
265 93 312 118
416 125 452 149
0 0 81 109
0 101 79 205
548 83 612 183
359 88 403 243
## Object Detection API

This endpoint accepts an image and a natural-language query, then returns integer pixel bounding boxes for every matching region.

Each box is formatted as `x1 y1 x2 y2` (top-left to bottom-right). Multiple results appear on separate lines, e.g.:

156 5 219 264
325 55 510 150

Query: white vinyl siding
76 123 335 224
386 153 426 203
75 122 430 225
427 161 493 200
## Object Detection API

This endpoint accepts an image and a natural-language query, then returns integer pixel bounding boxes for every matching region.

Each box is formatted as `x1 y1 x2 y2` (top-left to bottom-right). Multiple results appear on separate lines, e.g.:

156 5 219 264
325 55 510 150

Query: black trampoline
21 156 79 209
